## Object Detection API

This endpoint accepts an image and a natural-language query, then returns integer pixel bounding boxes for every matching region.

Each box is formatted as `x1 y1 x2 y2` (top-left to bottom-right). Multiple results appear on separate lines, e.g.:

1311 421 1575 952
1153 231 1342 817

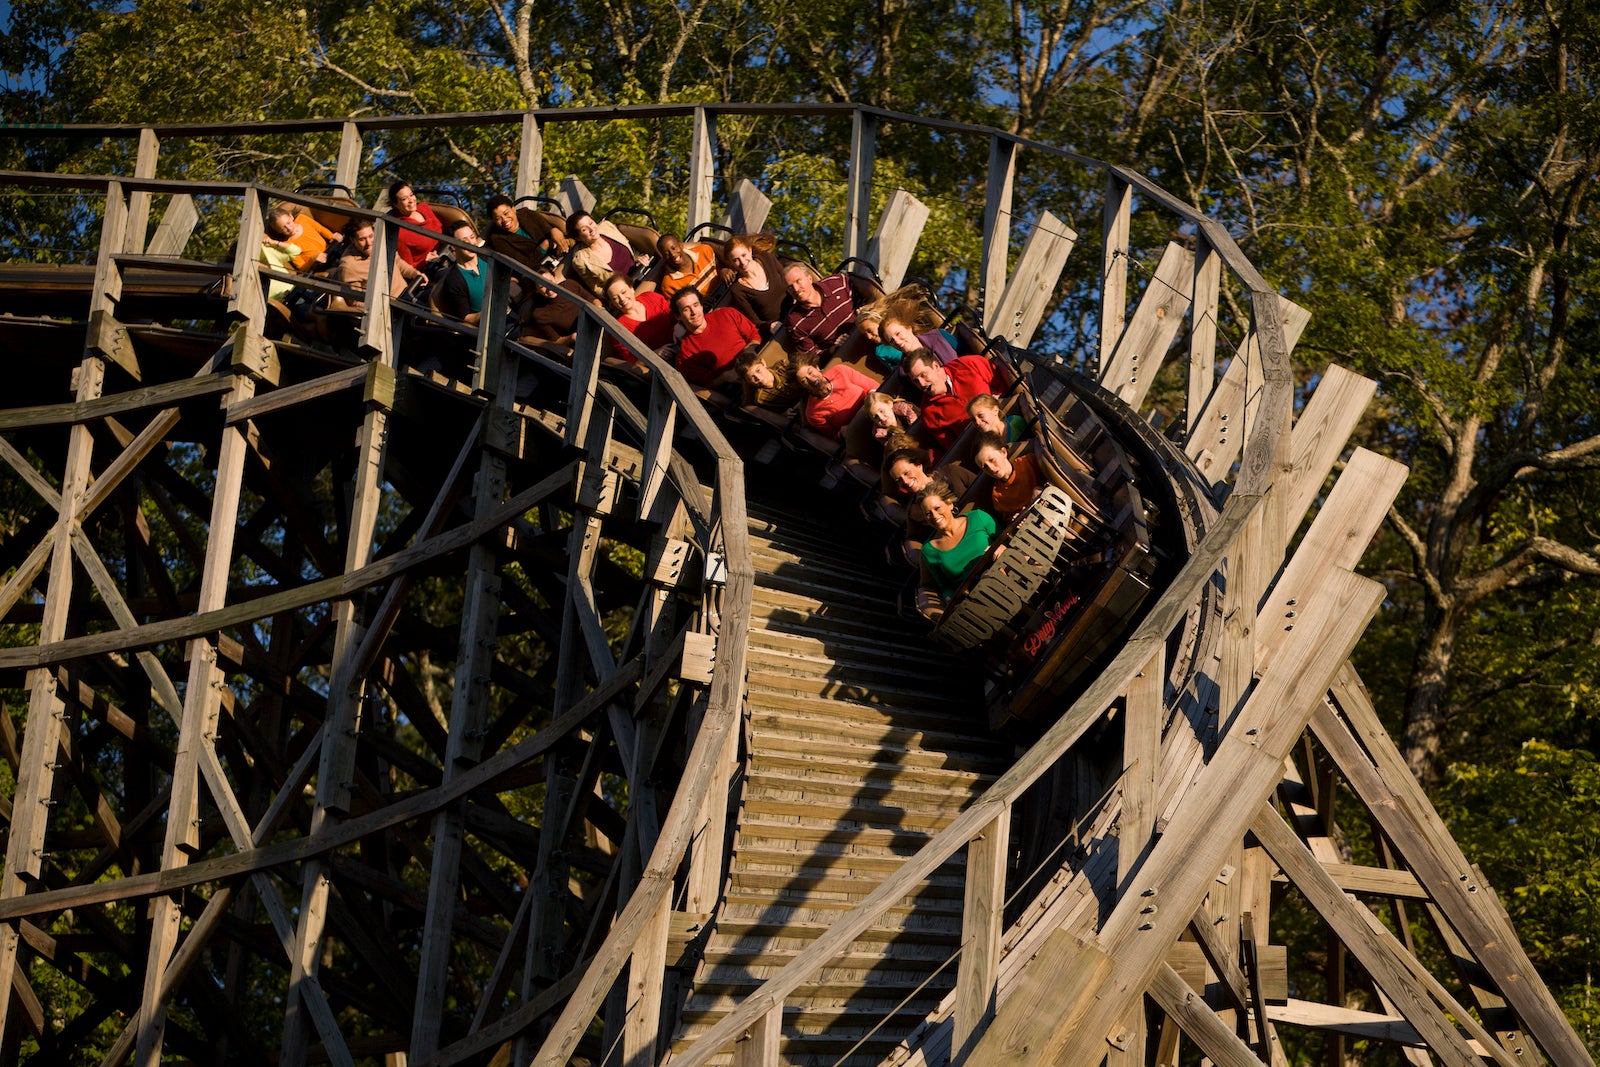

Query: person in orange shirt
655 234 718 298
974 432 1044 523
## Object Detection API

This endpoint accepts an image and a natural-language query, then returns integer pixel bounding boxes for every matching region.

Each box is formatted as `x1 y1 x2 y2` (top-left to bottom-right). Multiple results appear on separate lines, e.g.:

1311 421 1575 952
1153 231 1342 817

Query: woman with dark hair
722 233 789 334
485 194 569 269
916 476 997 600
386 179 444 270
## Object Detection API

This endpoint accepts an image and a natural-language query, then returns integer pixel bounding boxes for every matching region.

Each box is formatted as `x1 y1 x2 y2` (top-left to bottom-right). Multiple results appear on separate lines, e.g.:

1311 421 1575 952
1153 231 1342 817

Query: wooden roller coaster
0 104 1589 1067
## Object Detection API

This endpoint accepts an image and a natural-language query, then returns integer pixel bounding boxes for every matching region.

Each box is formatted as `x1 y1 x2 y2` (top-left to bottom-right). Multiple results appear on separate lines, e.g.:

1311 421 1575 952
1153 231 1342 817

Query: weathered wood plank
954 810 1010 1060
687 107 716 234
0 370 232 430
1313 672 1592 1066
981 135 1018 324
1100 241 1194 410
865 188 929 291
987 212 1078 349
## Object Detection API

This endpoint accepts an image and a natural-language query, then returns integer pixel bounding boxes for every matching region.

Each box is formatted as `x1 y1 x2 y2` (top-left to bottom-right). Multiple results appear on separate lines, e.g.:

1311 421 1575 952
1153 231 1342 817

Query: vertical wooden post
1100 173 1132 374
981 135 1018 329
281 213 398 1065
1187 237 1221 433
135 189 269 1067
845 110 877 262
124 128 160 254
335 121 362 196
0 180 113 1030
624 896 672 1067
732 1003 783 1067
687 107 717 234
410 276 521 1059
1120 647 1163 887
516 112 544 201
566 314 603 449
953 810 1010 1059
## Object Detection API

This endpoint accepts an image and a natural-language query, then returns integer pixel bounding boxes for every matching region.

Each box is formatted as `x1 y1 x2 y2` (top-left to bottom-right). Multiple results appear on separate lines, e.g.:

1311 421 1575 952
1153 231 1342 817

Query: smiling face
728 241 754 274
658 235 685 267
890 457 930 495
604 277 636 315
674 291 707 332
883 320 918 351
920 491 957 536
971 406 1006 437
975 443 1014 482
391 186 418 215
490 202 520 233
573 215 601 247
785 266 819 306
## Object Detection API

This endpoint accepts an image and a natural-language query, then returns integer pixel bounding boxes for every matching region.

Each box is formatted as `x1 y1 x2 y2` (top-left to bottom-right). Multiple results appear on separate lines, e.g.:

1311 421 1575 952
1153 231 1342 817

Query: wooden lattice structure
0 105 1590 1067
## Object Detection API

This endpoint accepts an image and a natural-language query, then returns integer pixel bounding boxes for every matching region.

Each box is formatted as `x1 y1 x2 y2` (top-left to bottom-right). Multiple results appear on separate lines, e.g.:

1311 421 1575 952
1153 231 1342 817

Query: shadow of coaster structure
0 105 1590 1067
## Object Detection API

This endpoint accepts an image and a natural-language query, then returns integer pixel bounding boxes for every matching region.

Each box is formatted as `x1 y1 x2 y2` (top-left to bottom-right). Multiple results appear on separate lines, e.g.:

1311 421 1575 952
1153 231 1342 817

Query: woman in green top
916 476 998 600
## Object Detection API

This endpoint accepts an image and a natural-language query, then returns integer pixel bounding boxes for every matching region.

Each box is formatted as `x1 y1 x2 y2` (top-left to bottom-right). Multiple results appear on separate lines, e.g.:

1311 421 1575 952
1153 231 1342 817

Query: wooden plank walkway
671 496 1011 1066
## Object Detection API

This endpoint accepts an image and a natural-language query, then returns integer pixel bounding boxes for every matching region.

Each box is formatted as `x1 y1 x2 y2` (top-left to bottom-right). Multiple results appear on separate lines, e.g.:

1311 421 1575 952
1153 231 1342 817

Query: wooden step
747 623 935 662
752 740 1004 779
749 751 998 791
748 706 1012 756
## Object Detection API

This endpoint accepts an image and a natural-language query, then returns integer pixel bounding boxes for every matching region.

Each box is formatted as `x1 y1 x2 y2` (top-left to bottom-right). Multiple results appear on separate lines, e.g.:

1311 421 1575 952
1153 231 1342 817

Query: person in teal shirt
916 476 997 600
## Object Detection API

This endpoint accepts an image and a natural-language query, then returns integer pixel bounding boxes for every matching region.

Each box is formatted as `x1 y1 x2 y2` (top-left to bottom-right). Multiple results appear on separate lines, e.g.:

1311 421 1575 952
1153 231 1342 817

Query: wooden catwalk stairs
671 494 1014 1066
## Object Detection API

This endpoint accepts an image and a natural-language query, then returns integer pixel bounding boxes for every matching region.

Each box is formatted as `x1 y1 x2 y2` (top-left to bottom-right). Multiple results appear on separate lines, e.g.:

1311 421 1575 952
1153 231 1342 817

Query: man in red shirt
671 288 760 388
906 349 998 454
795 362 879 439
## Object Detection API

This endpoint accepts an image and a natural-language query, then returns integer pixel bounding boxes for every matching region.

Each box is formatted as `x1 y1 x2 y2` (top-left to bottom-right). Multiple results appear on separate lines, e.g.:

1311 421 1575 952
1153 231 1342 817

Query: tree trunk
1401 604 1461 789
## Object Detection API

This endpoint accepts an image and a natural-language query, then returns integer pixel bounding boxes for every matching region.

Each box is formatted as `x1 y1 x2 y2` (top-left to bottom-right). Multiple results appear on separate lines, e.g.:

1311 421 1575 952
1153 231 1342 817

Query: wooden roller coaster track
0 104 1589 1067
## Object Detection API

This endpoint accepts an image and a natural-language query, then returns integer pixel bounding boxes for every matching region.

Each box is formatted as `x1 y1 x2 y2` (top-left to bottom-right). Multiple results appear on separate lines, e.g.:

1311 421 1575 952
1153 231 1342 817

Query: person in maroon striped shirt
782 263 860 360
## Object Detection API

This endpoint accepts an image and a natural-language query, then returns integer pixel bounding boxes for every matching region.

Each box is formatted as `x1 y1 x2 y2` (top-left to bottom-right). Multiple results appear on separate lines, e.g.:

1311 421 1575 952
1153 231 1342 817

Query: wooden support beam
1252 806 1515 1066
1255 447 1406 678
954 809 1011 1060
515 113 543 200
981 135 1018 327
623 895 671 1067
0 351 105 1045
282 341 396 1065
1187 237 1222 431
986 212 1078 349
1099 173 1132 374
1312 673 1591 1066
845 110 877 262
687 107 716 234
1184 297 1311 485
1265 362 1378 571
864 188 929 291
731 1003 782 1067
720 178 771 236
147 194 198 257
125 128 160 255
1119 646 1162 887
335 122 362 195
557 176 596 217
134 359 261 1067
1100 241 1194 410
1148 963 1263 1067
975 569 1383 1066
